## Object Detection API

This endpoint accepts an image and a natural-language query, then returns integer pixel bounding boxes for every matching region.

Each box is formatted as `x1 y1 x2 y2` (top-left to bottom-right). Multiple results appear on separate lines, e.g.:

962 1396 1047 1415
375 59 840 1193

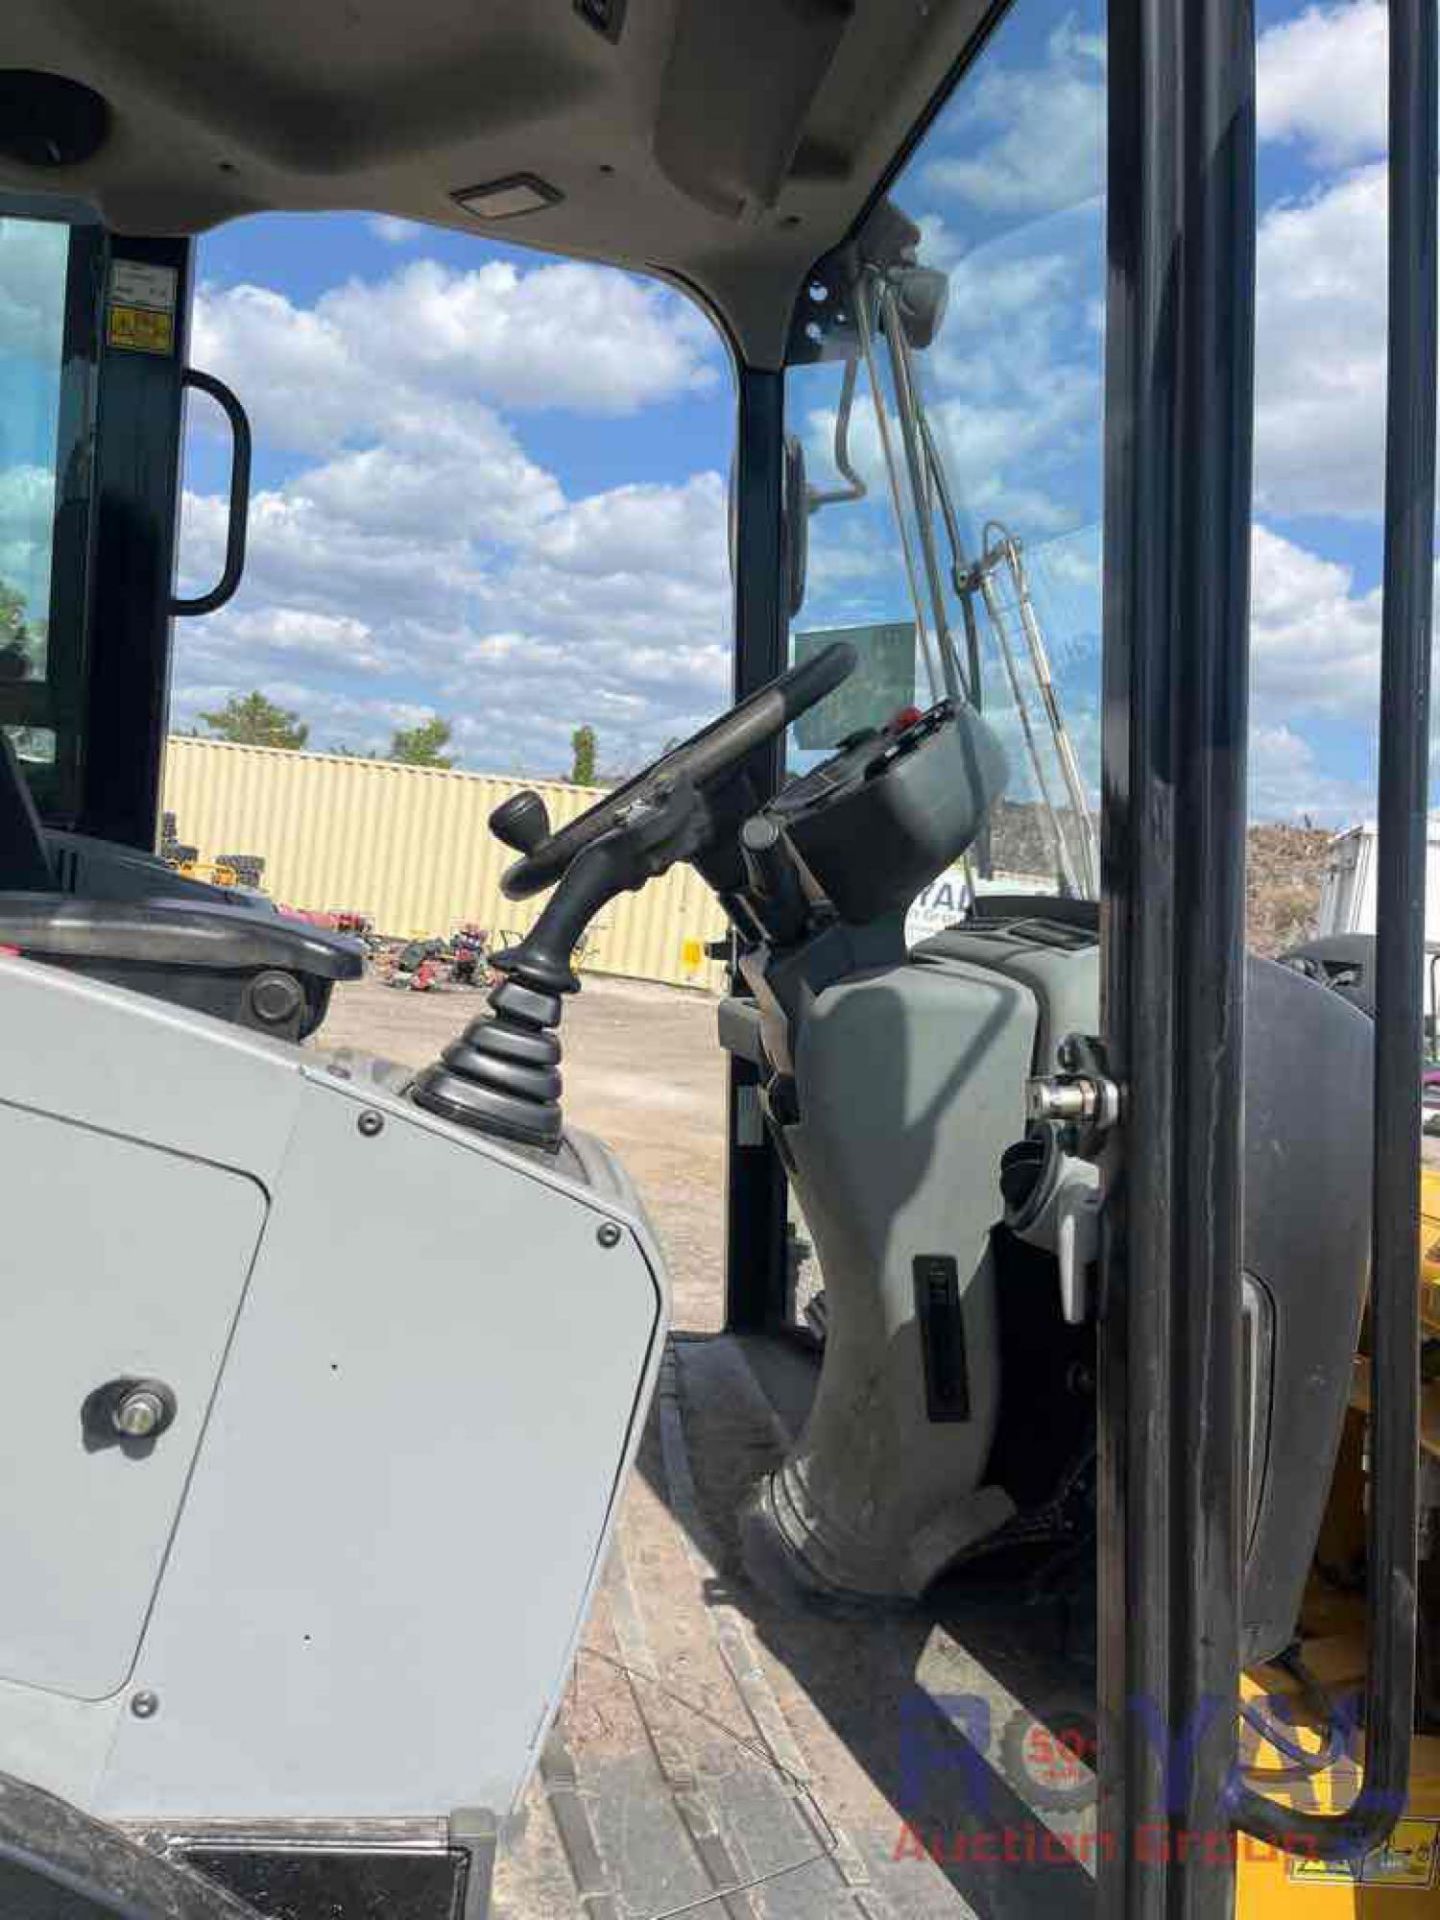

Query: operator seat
0 733 362 1039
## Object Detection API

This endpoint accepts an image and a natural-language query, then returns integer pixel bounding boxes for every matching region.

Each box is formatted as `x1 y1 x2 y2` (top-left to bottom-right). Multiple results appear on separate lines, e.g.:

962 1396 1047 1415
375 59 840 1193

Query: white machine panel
0 1103 266 1700
97 1076 663 1821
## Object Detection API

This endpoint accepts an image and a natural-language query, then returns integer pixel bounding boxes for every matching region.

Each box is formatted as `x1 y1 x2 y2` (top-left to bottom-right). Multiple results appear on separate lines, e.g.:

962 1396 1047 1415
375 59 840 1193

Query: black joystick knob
489 789 550 855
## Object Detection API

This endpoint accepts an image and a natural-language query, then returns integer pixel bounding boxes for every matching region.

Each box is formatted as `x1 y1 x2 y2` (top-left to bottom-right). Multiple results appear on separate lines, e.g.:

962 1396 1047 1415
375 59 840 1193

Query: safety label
107 260 178 355
1287 1819 1437 1888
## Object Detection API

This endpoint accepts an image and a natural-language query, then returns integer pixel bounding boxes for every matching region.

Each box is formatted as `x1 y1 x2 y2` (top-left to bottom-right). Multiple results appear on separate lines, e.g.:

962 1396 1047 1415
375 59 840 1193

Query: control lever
412 780 706 1148
739 814 808 945
1000 1103 1103 1325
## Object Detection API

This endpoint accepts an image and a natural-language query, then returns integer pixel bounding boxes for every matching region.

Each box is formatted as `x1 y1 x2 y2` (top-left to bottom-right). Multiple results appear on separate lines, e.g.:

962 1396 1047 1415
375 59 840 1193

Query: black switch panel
913 1254 969 1422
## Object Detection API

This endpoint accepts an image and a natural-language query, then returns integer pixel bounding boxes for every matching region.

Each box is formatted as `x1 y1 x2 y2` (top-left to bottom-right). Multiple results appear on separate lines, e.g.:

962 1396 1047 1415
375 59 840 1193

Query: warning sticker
108 306 174 354
1288 1820 1438 1889
107 260 178 355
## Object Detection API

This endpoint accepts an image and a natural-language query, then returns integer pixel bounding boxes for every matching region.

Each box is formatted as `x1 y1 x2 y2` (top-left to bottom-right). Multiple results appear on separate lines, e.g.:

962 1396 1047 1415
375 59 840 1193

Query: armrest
0 894 364 980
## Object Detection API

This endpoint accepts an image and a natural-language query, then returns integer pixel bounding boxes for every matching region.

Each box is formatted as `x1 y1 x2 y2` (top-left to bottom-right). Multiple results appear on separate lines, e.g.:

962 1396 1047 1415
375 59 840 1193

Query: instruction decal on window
1287 1819 1437 1889
107 259 178 355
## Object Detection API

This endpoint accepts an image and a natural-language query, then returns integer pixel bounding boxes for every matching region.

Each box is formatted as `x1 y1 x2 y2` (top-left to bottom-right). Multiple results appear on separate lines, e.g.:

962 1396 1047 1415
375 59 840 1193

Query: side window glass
0 217 69 688
787 1 1105 904
0 213 95 806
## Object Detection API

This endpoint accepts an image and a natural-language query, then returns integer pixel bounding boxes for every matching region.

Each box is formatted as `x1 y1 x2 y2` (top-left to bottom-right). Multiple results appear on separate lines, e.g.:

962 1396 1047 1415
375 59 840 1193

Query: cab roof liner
0 0 993 363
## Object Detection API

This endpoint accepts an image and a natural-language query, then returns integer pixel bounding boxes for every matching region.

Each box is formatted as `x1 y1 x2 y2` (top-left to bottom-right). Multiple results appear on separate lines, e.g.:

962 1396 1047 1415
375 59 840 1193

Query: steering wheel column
411 780 708 1147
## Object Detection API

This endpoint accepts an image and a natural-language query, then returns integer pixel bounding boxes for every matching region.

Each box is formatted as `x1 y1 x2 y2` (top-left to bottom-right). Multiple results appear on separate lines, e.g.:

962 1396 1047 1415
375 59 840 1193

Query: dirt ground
321 972 729 1330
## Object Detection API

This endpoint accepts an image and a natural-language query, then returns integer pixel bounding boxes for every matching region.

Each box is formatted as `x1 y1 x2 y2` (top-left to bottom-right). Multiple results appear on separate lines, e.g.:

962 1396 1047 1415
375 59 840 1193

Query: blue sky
0 1 1416 820
793 0 1399 822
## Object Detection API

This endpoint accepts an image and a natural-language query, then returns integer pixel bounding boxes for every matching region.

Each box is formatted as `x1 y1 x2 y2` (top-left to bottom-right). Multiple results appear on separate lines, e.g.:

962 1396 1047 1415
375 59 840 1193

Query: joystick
411 780 704 1150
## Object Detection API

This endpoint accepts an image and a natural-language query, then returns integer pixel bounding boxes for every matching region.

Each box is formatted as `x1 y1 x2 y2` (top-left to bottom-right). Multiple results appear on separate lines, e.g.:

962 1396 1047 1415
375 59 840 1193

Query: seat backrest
0 731 57 891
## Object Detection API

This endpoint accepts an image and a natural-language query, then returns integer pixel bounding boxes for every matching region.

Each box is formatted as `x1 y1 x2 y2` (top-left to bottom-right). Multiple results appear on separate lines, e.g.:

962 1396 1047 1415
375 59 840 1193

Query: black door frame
1098 0 1432 1907
724 366 792 1332
0 200 192 844
78 232 193 847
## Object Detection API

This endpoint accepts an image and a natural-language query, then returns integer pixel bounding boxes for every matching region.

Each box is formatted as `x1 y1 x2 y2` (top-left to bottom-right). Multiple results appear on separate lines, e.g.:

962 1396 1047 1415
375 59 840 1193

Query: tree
0 577 38 682
570 724 597 786
199 690 309 749
388 715 455 768
0 578 28 643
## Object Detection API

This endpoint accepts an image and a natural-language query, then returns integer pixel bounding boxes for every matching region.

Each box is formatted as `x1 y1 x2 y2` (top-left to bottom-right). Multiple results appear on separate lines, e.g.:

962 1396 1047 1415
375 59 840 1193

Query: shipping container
161 738 729 992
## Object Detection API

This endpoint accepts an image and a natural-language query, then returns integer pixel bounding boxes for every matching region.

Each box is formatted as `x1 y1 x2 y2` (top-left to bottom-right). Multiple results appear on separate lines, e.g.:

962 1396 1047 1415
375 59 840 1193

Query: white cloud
299 407 564 545
1248 722 1372 823
918 0 1385 223
369 216 426 246
1257 2 1387 168
920 18 1105 217
174 435 734 777
0 463 55 615
526 474 727 581
1249 521 1382 721
174 247 730 775
191 257 719 452
905 2 1389 532
177 606 398 683
1254 164 1388 518
0 218 68 363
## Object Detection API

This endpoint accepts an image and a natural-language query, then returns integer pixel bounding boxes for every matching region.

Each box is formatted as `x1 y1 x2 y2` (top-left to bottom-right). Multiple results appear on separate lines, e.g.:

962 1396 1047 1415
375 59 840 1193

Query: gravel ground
319 972 729 1331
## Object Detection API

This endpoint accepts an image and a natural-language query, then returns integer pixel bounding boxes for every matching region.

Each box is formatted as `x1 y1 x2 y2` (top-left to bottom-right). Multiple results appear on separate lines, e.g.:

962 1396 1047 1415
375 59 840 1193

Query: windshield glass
787 0 1104 917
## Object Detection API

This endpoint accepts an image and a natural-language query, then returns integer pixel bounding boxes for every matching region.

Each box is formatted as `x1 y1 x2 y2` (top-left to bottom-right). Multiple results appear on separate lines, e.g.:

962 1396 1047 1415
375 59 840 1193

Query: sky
0 0 1420 821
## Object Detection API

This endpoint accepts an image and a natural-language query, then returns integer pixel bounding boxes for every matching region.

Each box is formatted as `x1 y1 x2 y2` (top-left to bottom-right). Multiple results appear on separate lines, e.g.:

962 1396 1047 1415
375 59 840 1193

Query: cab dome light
451 175 562 220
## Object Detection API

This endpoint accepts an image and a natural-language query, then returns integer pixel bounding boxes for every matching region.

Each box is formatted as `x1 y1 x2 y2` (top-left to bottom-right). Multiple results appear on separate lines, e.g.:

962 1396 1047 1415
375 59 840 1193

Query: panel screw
596 1222 622 1249
113 1387 168 1439
130 1690 159 1719
357 1110 384 1138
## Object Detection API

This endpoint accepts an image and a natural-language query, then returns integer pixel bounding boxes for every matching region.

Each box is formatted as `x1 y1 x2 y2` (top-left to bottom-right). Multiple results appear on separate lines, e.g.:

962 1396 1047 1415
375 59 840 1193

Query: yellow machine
1236 1171 1440 1911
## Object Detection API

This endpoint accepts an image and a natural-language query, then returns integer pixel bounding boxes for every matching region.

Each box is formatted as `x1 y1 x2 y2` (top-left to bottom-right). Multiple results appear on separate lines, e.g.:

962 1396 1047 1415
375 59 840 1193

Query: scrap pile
372 924 491 992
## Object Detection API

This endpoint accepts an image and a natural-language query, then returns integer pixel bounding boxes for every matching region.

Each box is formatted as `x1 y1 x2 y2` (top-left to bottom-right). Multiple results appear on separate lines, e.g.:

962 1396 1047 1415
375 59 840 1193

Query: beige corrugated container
161 737 728 991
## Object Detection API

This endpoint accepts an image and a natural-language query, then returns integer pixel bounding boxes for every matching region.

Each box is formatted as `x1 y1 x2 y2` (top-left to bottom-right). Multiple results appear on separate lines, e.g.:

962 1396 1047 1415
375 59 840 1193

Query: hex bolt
596 1222 622 1249
113 1387 167 1439
130 1690 159 1719
357 1110 384 1138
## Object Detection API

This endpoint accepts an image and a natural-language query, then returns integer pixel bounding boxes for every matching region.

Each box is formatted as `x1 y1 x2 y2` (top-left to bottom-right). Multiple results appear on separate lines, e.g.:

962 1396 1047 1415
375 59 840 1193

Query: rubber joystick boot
411 963 570 1149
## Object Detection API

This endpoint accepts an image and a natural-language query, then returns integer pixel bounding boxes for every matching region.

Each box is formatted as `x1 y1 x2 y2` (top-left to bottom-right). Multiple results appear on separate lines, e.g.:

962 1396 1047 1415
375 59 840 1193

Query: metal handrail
979 524 1099 897
170 368 251 617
